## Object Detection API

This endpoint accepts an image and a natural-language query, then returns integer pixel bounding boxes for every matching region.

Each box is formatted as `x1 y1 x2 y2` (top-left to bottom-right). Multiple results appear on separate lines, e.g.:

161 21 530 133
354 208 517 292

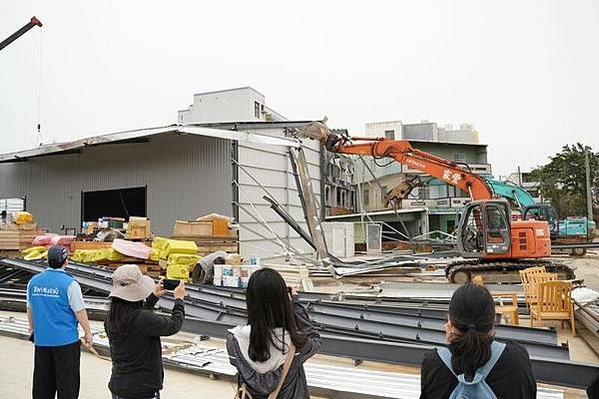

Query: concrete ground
0 334 237 399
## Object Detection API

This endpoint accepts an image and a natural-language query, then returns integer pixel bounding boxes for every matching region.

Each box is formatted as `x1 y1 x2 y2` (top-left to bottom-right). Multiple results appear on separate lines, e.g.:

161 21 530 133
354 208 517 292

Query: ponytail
447 284 496 377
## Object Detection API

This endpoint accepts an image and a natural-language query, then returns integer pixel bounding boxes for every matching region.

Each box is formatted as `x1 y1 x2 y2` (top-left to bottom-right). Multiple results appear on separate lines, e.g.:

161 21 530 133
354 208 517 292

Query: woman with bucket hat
104 264 186 399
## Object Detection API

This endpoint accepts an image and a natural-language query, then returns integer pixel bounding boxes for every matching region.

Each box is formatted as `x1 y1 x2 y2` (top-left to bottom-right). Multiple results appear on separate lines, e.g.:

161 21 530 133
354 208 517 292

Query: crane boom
0 16 43 52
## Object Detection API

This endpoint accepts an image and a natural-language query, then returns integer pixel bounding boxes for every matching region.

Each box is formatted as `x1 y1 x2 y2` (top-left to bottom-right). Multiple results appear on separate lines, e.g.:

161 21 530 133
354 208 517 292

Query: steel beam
0 259 562 350
306 302 557 345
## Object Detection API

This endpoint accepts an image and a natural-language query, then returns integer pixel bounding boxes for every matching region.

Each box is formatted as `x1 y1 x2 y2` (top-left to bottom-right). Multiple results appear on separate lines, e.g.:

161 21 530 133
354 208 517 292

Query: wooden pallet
71 241 113 251
0 230 43 250
170 235 238 256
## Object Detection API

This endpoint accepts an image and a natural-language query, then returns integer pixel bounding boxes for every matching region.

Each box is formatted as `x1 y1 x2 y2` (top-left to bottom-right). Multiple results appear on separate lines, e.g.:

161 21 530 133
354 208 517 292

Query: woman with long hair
104 265 186 399
227 268 322 399
420 283 536 399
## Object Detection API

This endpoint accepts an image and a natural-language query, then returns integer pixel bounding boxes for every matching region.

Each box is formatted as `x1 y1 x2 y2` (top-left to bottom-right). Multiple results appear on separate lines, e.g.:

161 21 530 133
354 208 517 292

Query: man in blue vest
27 245 93 399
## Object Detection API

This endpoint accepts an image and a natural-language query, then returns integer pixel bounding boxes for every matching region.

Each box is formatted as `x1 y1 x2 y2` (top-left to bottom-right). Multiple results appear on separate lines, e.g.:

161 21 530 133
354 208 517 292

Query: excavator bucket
295 121 331 143
384 177 423 207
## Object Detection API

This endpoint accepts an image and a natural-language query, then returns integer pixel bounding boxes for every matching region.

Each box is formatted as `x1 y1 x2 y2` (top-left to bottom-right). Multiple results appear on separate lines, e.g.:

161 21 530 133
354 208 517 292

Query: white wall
365 121 403 139
178 87 272 123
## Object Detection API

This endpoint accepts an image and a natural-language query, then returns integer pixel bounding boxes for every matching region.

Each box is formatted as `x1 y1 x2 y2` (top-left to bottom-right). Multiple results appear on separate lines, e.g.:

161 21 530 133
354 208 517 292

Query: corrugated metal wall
0 134 232 235
236 127 321 259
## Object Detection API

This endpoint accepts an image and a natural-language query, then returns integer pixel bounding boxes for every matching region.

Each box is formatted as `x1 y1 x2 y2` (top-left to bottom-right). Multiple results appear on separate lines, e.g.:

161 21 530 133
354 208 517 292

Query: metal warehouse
0 121 322 259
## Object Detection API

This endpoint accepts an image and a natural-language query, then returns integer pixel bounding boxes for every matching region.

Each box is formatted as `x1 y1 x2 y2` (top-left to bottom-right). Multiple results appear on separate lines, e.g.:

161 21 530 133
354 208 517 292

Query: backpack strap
475 341 506 379
436 340 506 380
437 346 457 377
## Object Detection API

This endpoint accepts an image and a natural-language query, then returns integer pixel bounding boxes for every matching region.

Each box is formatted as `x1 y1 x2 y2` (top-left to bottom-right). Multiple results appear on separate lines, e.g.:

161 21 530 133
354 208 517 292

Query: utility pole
585 148 593 223
517 166 522 186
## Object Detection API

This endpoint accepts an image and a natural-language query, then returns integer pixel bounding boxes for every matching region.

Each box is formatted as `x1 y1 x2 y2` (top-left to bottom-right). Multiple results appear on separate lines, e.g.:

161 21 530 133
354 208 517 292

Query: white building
178 87 287 124
365 120 480 145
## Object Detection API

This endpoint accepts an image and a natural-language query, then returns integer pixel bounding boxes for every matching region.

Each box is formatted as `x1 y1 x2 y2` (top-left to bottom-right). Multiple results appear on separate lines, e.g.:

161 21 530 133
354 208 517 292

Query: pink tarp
31 234 58 246
51 235 75 246
31 234 74 250
111 239 151 260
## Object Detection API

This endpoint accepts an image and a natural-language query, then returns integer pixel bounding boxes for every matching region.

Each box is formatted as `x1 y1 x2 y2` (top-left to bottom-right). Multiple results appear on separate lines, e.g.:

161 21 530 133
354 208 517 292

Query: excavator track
445 259 575 284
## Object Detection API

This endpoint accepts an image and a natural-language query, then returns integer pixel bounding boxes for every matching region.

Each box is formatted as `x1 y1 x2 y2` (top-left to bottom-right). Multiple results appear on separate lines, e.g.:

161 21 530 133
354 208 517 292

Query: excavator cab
522 204 558 238
458 200 512 258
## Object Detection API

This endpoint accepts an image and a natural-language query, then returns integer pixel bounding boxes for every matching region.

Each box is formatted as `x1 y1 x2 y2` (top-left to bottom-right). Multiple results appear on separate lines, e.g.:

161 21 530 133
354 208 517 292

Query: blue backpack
437 340 506 399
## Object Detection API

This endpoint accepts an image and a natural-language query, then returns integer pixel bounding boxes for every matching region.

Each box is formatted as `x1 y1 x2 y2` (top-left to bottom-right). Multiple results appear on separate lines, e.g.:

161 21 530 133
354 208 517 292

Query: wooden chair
528 272 558 311
492 293 519 325
472 276 519 325
530 281 576 336
519 266 547 310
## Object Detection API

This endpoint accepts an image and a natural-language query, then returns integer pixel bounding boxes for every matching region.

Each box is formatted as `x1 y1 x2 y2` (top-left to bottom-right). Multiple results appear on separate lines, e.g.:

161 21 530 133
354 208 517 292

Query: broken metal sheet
289 147 336 277
179 126 300 148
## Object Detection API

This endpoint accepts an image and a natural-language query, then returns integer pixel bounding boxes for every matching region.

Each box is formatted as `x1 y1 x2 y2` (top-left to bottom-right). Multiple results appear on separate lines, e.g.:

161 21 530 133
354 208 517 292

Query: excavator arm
298 122 494 201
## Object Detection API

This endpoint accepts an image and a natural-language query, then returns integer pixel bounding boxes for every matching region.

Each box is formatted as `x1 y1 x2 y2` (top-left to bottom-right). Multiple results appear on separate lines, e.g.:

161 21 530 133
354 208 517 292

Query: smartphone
162 279 180 291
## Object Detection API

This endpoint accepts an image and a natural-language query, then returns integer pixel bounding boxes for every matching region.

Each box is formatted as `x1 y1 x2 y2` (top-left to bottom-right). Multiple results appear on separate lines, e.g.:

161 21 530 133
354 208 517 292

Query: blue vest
27 269 79 347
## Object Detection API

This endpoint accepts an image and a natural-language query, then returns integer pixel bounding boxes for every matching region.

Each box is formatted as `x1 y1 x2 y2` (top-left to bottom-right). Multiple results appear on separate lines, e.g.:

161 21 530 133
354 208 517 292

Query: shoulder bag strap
268 343 296 399
234 383 253 399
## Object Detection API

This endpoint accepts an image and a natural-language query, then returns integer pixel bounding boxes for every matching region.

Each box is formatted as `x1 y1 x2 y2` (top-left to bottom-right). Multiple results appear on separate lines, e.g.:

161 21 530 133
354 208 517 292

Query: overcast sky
1 1 598 177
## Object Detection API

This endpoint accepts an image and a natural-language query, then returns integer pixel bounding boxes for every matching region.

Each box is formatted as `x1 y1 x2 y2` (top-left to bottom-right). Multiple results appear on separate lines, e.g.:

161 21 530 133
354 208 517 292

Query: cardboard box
173 220 212 237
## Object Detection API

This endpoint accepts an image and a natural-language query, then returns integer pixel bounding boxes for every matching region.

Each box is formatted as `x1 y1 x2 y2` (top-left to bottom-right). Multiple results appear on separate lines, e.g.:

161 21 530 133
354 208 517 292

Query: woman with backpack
420 283 536 399
227 268 322 399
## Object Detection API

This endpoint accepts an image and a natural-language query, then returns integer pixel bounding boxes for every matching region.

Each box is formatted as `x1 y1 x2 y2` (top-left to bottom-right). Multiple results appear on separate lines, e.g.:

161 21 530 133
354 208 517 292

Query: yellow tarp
152 237 197 259
167 253 200 267
23 249 48 260
22 246 47 255
165 252 200 281
71 249 125 263
14 212 33 225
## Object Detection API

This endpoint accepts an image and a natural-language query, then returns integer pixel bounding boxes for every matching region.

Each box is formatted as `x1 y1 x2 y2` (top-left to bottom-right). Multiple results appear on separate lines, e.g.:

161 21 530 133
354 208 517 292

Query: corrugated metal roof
0 124 302 164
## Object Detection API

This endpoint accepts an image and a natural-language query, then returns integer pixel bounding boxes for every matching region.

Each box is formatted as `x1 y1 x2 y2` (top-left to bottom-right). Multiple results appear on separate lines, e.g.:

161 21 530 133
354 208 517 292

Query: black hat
48 245 68 269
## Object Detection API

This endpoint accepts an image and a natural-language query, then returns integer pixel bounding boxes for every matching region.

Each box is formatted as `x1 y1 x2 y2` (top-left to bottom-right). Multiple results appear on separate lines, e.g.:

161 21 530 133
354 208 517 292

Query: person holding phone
104 264 185 399
226 268 322 399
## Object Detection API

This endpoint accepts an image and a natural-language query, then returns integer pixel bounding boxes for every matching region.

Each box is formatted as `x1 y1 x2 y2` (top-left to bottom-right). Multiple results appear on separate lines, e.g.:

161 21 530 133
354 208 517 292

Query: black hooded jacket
104 294 184 397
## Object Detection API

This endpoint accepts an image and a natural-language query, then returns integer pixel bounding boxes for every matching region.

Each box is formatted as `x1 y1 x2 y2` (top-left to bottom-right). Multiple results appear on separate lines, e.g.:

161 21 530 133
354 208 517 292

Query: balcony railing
398 197 471 209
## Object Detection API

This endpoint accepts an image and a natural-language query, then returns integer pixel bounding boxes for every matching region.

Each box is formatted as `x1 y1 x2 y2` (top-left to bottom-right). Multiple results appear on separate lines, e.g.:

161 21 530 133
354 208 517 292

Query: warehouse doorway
82 186 146 223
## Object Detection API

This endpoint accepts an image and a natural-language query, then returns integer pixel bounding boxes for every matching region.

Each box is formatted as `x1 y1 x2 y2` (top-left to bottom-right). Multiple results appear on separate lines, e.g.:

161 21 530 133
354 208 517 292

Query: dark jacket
226 298 322 399
105 294 185 398
420 340 536 399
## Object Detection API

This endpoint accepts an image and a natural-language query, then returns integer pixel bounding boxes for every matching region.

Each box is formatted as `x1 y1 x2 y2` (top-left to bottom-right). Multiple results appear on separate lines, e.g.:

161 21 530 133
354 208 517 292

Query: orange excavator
298 122 574 283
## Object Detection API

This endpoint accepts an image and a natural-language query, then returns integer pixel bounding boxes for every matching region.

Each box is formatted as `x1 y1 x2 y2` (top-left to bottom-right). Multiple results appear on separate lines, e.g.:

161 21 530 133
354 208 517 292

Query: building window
384 130 395 140
381 186 387 205
254 101 260 118
453 153 466 163
363 188 370 207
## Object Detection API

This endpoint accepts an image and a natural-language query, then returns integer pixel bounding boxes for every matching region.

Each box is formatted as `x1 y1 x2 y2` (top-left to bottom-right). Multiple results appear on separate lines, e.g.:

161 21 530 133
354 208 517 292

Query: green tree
530 143 598 222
